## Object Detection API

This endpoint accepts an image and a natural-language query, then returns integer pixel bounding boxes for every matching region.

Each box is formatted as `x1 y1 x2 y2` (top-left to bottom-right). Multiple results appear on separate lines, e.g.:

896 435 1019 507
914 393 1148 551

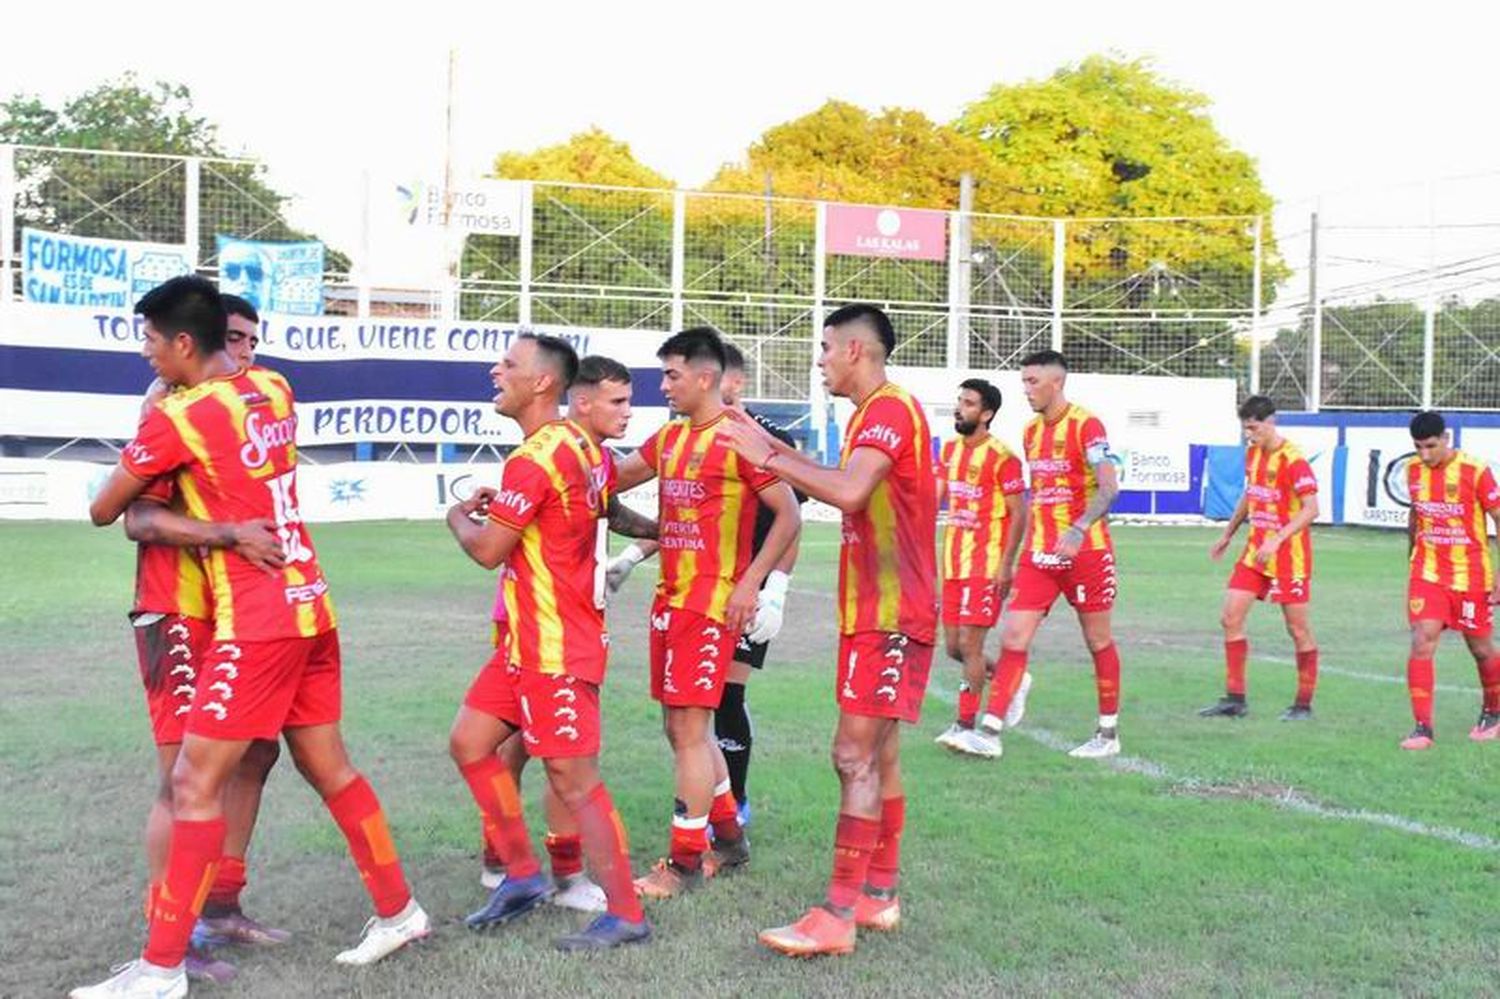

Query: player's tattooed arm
1058 461 1119 558
606 495 658 539
447 487 522 569
124 501 286 572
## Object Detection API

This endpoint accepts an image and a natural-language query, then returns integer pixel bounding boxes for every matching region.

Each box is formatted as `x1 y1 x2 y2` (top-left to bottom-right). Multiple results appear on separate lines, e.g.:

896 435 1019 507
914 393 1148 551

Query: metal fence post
811 200 828 460
670 189 685 332
518 180 534 326
0 144 14 305
947 173 973 369
357 169 372 316
1250 215 1263 394
184 157 201 268
1050 219 1065 351
1308 210 1321 412
1421 181 1436 409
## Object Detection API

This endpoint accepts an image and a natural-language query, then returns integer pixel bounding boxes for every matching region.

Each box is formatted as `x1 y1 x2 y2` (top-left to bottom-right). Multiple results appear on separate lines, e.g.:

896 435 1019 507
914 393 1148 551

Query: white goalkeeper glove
745 570 790 645
605 543 649 595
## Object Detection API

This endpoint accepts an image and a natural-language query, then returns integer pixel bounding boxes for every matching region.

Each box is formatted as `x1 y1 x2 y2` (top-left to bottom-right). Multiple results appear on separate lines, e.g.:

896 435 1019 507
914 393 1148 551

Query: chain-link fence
20 144 1500 411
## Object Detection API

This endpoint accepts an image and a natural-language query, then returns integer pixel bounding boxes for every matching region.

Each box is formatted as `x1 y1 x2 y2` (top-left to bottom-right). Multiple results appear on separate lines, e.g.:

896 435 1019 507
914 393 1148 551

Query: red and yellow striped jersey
838 383 938 642
1023 404 1113 556
939 435 1025 581
638 412 780 623
1407 451 1500 593
131 475 212 621
1238 439 1318 579
489 420 613 682
121 367 336 642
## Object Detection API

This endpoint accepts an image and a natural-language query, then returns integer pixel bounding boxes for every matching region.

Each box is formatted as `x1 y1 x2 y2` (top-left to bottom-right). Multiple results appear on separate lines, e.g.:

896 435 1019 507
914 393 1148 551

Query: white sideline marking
926 683 1500 853
1137 637 1480 696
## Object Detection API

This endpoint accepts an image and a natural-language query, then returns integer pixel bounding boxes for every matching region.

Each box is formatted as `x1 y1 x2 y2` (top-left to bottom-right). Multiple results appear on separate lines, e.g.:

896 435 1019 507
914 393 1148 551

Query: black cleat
1198 696 1248 718
1279 704 1314 721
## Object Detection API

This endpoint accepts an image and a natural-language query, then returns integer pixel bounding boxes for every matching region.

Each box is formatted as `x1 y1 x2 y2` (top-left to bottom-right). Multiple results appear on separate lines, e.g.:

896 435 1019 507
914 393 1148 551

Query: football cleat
69 960 187 999
705 833 751 875
480 864 506 891
947 727 1002 758
1279 704 1314 722
1004 672 1034 728
195 910 291 946
977 713 1005 737
759 906 857 957
550 873 607 913
737 799 753 829
933 722 966 750
633 859 703 899
1400 724 1436 751
1198 696 1248 718
554 913 652 951
1469 711 1500 741
334 899 430 964
465 873 552 930
184 948 237 984
1069 728 1121 759
854 890 901 931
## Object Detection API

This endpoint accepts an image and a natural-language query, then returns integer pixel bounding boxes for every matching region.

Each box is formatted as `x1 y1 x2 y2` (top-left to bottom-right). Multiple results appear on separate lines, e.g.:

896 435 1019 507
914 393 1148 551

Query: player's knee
830 740 876 785
169 760 219 813
241 739 280 782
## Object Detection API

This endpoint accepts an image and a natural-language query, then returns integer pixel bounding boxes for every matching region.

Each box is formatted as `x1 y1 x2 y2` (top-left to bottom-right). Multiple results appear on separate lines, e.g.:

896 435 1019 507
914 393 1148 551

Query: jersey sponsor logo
856 423 902 450
239 409 298 470
284 578 330 604
948 481 987 501
660 478 708 503
1029 457 1073 474
124 440 154 465
1294 474 1318 492
491 486 535 519
1413 499 1466 518
1246 484 1283 503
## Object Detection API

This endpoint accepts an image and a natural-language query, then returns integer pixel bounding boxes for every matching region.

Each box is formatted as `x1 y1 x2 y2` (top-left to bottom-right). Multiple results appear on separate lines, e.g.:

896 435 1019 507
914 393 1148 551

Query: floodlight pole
1249 215 1263 395
947 172 973 369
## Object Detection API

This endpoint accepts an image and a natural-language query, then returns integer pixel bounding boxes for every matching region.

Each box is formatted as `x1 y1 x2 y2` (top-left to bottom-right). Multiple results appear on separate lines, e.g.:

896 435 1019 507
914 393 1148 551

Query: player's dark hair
221 293 259 325
1410 410 1446 440
574 354 632 389
657 327 727 370
1019 348 1067 370
959 378 1002 426
1237 395 1276 422
722 341 746 372
825 303 896 357
519 332 580 391
135 275 227 353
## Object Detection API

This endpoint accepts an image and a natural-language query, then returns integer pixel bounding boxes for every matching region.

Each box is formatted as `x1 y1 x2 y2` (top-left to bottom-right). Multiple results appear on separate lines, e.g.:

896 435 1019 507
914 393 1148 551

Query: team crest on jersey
686 453 705 475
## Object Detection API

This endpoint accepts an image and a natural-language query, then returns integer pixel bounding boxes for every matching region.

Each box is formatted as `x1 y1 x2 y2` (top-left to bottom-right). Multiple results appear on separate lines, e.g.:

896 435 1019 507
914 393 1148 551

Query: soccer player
932 378 1027 758
120 293 291 977
610 329 800 898
978 349 1123 759
1201 395 1321 720
1399 411 1500 749
719 303 936 957
76 277 427 999
446 334 650 950
605 341 803 826
470 354 656 916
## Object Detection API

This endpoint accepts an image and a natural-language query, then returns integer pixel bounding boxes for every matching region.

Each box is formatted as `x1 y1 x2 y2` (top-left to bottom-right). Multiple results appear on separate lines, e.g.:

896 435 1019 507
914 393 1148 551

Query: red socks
709 782 742 844
1408 658 1435 727
826 813 881 912
575 782 643 922
1295 649 1319 708
459 757 542 880
957 684 980 727
325 775 412 918
545 832 583 879
986 649 1029 719
1092 643 1121 716
866 796 906 893
142 818 225 967
204 855 246 913
668 816 709 872
1225 638 1249 697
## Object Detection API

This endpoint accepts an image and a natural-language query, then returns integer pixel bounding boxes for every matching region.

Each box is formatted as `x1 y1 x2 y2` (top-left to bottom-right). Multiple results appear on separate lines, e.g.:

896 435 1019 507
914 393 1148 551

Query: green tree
2 74 348 271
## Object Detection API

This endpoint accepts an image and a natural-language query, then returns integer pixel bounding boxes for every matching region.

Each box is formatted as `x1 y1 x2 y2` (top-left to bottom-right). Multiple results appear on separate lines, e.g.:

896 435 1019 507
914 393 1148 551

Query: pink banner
825 204 947 261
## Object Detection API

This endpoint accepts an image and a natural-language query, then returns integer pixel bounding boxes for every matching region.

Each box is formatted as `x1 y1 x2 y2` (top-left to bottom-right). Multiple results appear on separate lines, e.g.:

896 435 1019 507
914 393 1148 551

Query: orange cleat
632 858 702 899
853 892 900 931
758 906 856 957
1400 724 1435 751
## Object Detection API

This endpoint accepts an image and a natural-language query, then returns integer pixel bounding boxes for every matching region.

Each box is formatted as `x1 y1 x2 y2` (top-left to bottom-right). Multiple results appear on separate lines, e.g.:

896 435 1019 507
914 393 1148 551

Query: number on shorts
1463 600 1477 623
1075 584 1087 605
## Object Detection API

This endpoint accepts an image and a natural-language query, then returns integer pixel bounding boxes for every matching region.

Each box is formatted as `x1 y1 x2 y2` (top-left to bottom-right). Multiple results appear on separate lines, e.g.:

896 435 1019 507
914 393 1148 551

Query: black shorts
734 631 770 670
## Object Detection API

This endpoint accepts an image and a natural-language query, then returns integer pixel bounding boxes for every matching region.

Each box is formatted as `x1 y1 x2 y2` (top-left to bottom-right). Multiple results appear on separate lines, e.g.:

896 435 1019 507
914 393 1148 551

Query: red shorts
836 631 934 724
183 630 342 741
649 597 738 709
1010 549 1118 614
133 614 214 746
1408 579 1493 637
1227 562 1310 605
464 648 602 759
941 578 1001 628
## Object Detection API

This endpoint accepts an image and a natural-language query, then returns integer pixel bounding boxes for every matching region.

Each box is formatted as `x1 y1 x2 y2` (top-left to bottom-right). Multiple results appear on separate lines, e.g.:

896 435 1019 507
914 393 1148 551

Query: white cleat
1069 729 1121 759
978 712 1005 736
551 873 608 913
934 722 965 749
1004 672 1033 728
334 899 430 966
950 727 1003 758
480 866 506 891
70 960 187 999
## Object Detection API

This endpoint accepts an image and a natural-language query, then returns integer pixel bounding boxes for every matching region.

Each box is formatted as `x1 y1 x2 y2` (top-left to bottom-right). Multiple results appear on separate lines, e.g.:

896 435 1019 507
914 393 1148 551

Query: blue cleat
737 799 752 828
554 913 653 951
464 872 552 930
